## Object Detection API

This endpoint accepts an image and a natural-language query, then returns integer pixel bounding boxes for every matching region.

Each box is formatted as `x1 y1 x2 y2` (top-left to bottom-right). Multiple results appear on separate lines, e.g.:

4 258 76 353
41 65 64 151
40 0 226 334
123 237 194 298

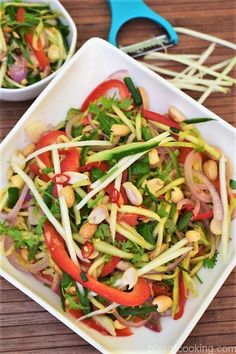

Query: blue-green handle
108 0 178 47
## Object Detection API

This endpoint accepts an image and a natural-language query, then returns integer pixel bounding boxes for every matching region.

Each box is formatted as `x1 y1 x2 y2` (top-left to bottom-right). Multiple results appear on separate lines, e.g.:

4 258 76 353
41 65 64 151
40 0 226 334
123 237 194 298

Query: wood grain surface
0 0 236 353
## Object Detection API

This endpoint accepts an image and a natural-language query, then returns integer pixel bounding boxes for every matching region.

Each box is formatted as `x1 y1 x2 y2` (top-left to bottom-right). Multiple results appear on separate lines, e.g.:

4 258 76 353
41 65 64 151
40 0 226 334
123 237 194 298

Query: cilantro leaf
0 222 41 259
136 222 156 245
95 223 111 241
203 251 218 269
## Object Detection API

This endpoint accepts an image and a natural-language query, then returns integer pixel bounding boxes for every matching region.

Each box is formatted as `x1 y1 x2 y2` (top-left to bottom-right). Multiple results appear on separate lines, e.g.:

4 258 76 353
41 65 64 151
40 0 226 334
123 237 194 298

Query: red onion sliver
194 170 223 221
6 183 29 224
113 310 151 328
65 114 80 140
184 150 211 203
107 69 129 81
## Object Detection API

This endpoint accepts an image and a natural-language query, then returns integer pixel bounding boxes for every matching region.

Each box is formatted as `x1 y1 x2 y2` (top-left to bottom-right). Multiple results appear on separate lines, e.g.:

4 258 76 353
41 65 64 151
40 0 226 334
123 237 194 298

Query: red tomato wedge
81 79 130 112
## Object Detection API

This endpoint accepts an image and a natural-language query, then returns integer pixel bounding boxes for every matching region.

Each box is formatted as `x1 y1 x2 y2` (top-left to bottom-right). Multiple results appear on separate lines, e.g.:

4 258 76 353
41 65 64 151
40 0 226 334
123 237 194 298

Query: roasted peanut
61 186 75 208
210 219 222 235
203 159 218 182
148 149 160 168
111 124 131 137
21 143 36 157
122 182 143 206
145 178 164 195
48 44 60 62
152 295 173 313
138 87 149 109
171 187 184 204
10 175 25 189
186 230 201 242
168 106 185 122
79 222 97 239
88 205 109 224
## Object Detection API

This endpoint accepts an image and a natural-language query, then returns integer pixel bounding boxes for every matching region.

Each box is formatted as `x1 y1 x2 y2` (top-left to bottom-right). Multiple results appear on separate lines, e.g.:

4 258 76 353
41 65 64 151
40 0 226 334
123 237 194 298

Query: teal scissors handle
108 0 178 47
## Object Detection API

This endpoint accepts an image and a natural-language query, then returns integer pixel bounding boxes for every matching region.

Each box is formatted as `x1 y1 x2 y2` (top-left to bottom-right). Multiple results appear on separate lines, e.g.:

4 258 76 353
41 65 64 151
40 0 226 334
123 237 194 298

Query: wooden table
0 1 235 353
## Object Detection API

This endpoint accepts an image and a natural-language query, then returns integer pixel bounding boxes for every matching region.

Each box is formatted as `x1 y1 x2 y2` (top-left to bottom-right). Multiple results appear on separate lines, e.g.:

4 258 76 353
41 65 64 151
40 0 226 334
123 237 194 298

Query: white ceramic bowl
0 38 236 354
0 0 77 101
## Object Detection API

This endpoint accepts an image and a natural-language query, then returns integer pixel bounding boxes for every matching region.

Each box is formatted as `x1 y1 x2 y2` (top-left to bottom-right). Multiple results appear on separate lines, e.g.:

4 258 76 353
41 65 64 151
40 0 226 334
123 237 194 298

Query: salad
0 1 69 88
1 72 235 337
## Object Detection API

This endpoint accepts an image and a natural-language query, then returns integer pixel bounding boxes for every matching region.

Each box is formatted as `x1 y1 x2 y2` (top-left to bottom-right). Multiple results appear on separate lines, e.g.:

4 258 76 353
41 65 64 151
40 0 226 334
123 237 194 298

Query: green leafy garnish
203 251 218 269
136 222 156 245
0 222 41 260
95 223 111 241
91 168 106 183
118 304 157 318
177 211 193 231
35 216 47 236
131 158 150 176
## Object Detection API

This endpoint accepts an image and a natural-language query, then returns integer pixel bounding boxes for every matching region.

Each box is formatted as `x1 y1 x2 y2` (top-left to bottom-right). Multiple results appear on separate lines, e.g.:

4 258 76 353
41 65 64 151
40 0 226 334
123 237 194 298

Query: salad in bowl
0 72 235 337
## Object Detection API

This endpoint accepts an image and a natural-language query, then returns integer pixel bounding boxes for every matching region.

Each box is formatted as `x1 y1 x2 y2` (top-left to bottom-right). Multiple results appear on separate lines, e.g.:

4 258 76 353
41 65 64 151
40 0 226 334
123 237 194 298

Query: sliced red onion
65 114 81 139
177 198 194 211
6 183 29 224
51 272 61 292
3 236 49 273
144 312 161 332
113 310 151 328
28 206 42 225
107 69 129 81
194 170 223 221
184 150 211 203
0 212 9 221
167 252 190 272
35 272 53 286
8 56 28 83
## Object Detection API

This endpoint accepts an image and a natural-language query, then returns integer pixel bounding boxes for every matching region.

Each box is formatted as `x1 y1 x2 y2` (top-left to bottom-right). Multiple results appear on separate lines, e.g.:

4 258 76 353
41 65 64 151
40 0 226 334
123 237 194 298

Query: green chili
185 118 215 124
142 126 152 141
124 77 142 105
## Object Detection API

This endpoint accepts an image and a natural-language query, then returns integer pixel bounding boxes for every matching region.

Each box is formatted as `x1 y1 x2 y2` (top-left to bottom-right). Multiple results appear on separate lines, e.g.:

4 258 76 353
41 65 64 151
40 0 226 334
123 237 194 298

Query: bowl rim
0 37 235 354
0 0 77 93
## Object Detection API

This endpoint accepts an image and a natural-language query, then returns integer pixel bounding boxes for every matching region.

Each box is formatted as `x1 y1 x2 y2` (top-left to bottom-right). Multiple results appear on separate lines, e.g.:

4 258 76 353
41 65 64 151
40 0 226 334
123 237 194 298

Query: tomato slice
116 327 133 336
178 147 193 164
60 148 80 173
81 79 130 111
37 131 67 167
152 282 172 297
118 213 139 226
28 162 50 182
99 256 121 277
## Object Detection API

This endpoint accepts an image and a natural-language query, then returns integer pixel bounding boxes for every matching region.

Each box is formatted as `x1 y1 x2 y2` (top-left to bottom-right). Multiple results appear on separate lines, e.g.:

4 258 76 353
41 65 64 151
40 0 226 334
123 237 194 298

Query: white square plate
0 38 236 354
